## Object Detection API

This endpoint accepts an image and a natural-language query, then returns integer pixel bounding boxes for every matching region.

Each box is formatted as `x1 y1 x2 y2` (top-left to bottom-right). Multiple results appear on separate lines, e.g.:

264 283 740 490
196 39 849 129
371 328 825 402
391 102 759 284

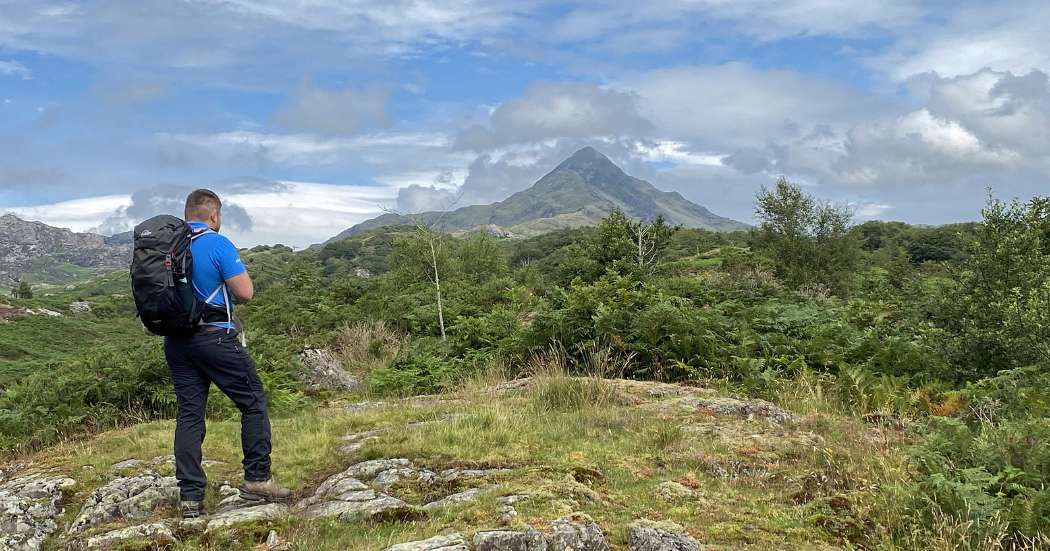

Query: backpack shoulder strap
190 228 215 240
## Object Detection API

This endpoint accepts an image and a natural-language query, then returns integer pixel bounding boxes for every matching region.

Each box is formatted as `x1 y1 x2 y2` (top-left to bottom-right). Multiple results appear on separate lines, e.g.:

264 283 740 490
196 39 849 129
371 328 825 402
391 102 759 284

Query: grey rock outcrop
78 521 176 550
383 533 468 551
0 473 76 551
548 516 608 551
627 520 701 551
67 472 178 535
68 302 92 314
206 503 289 532
298 349 359 392
680 396 796 423
420 486 494 511
473 529 548 551
298 461 411 521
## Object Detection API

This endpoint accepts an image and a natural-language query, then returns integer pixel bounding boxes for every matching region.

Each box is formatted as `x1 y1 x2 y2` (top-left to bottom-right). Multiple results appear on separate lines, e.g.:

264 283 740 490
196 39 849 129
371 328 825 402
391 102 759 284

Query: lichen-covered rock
108 459 144 472
68 302 93 314
383 533 468 551
681 396 796 423
67 472 178 535
473 529 548 551
0 473 76 551
435 468 511 484
298 463 410 522
548 516 609 551
301 490 409 521
343 458 414 481
78 521 176 550
206 502 289 532
298 348 359 392
657 481 696 502
420 486 494 511
627 520 701 551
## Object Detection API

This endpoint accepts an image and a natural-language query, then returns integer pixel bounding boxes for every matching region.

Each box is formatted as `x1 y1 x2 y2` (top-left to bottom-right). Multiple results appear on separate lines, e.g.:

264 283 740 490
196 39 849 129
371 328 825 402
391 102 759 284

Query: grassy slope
32 375 906 550
0 271 141 387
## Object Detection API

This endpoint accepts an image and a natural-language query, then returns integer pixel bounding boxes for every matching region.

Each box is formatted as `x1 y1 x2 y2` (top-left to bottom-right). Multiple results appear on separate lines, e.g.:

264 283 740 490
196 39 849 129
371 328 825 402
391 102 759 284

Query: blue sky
1 1 1049 247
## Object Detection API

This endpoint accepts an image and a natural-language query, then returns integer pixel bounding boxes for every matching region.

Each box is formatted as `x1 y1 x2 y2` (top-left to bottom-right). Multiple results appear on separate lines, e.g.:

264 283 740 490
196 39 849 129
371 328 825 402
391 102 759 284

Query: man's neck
188 220 216 232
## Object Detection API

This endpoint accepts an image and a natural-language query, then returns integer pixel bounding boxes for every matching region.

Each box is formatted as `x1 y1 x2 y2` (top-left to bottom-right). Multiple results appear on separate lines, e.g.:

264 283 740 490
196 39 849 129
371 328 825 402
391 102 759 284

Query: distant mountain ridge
325 147 747 244
0 214 131 287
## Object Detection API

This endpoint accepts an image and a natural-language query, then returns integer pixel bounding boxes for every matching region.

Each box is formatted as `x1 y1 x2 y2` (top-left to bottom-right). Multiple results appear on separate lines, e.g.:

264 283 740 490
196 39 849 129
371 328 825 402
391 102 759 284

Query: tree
13 280 32 299
937 195 1050 379
560 210 678 282
385 194 463 340
752 177 858 294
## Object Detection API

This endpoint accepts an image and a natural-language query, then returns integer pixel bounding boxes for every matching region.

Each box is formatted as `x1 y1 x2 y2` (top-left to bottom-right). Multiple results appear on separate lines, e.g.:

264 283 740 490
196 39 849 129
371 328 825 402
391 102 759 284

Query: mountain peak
555 147 622 174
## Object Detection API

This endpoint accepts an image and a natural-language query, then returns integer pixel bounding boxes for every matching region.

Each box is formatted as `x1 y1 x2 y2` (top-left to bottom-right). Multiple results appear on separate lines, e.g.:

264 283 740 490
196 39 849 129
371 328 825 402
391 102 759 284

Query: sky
1 1 1049 248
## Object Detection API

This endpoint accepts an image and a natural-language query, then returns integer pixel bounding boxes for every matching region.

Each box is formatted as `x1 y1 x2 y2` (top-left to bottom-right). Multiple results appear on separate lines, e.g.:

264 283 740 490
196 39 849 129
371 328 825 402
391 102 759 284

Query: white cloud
0 60 30 79
5 194 131 232
7 183 397 248
632 141 724 166
456 82 652 150
156 130 451 166
623 63 886 148
877 4 1050 80
223 181 397 247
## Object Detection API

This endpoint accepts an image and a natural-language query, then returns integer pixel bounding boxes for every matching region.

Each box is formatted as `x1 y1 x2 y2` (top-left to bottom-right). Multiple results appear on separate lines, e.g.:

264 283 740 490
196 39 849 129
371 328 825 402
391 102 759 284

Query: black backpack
131 215 204 336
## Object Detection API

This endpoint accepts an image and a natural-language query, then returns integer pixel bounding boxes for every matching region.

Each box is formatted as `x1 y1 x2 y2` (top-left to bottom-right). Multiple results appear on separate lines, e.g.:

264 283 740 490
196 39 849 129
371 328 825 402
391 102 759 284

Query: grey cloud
396 185 459 214
455 82 653 151
275 83 389 136
93 185 254 235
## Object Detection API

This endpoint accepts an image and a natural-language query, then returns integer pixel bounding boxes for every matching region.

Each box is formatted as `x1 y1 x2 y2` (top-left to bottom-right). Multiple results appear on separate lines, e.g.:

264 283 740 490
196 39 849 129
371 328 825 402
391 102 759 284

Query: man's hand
226 272 254 302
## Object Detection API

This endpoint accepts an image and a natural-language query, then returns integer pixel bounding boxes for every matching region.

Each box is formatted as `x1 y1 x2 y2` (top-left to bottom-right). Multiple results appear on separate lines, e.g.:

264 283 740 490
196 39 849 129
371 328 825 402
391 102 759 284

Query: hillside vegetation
3 180 1049 549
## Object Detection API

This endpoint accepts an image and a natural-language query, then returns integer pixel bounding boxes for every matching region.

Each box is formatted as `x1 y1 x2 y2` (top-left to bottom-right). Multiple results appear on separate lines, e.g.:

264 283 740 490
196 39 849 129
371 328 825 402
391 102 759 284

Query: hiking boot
181 500 202 520
240 478 292 503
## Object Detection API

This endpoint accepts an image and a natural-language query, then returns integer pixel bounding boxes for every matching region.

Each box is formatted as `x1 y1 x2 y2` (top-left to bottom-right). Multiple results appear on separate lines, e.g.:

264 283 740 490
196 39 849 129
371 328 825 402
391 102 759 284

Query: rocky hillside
0 373 901 550
0 214 131 287
325 148 748 243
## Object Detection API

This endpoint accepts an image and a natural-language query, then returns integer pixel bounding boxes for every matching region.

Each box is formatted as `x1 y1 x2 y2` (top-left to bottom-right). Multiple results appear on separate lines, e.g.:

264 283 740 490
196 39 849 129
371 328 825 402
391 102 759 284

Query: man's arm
226 272 254 302
214 237 254 302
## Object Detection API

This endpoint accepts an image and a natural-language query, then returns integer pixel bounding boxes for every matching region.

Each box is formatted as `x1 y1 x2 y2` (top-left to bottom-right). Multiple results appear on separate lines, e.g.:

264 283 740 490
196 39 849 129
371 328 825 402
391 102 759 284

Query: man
165 189 290 520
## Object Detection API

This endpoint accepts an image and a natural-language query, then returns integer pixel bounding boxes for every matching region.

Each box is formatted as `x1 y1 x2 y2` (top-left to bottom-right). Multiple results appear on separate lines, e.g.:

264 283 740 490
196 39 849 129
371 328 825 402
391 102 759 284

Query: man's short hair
185 189 222 221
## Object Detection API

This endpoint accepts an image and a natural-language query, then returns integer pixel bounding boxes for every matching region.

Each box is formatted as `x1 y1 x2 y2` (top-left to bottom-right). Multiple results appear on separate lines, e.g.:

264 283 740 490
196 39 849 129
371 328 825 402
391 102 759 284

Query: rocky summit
0 214 131 287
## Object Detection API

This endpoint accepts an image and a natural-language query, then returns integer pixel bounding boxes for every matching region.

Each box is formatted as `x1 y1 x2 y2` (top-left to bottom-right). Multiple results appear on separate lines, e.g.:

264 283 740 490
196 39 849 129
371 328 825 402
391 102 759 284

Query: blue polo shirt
188 221 246 329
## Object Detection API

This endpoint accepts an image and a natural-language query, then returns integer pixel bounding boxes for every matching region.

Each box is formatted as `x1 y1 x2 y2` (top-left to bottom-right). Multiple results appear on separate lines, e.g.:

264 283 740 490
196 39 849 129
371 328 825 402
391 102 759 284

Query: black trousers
164 329 272 501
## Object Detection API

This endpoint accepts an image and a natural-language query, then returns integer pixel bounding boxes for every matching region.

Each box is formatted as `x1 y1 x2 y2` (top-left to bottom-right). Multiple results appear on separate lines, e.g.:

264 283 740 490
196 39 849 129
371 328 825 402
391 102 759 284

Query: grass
26 370 909 551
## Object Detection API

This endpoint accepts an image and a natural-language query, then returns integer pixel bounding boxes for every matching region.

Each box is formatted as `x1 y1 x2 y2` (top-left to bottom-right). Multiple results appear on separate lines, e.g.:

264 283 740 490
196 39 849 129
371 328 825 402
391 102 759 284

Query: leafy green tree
560 210 678 282
752 177 858 294
938 196 1050 379
13 280 32 299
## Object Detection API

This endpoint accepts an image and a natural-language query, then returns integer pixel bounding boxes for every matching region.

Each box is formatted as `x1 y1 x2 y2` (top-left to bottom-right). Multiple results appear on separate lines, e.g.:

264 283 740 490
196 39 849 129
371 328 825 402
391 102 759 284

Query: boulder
548 516 609 550
298 349 359 392
383 533 469 551
473 529 548 551
69 302 92 314
627 520 701 551
67 472 178 535
206 503 289 532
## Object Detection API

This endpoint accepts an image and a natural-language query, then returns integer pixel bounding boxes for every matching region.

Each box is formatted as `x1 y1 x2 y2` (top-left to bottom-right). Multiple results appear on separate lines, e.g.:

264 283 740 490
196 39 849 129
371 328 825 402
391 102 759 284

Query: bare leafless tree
382 191 463 340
